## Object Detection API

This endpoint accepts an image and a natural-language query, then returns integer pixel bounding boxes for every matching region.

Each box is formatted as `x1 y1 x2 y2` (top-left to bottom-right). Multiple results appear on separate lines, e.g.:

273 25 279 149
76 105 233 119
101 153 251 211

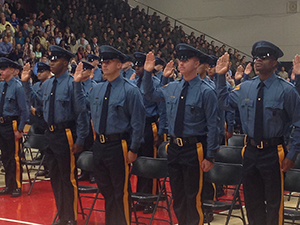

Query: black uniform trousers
137 116 158 194
45 126 78 222
0 120 22 191
167 135 207 225
242 143 286 225
93 137 130 225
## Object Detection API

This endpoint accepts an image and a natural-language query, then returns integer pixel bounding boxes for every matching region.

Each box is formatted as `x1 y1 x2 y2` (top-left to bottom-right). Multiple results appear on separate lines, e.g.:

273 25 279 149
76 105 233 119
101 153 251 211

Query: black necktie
99 82 111 134
0 82 8 117
48 78 57 126
123 71 126 78
254 81 264 144
174 81 189 137
137 77 142 88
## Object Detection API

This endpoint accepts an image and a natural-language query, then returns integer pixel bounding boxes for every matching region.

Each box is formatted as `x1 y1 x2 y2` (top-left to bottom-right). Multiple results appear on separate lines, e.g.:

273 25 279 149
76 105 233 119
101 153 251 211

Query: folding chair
130 156 173 225
284 168 300 225
20 133 47 195
203 162 246 225
227 134 246 147
157 141 168 159
215 145 243 164
77 151 104 225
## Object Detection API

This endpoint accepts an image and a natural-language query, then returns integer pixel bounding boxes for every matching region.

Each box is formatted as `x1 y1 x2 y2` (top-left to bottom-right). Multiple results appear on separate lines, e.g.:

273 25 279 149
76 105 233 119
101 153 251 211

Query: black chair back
285 169 300 192
77 151 94 172
24 134 47 149
131 157 168 179
227 134 245 147
215 145 243 164
157 142 168 158
204 162 243 185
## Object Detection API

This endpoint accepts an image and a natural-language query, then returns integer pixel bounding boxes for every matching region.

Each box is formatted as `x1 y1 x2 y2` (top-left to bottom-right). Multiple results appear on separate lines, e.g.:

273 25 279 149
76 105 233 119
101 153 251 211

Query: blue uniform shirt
74 75 146 152
22 70 89 146
120 67 136 80
29 81 44 113
143 70 219 157
0 77 29 130
92 67 104 83
218 72 300 160
82 78 97 97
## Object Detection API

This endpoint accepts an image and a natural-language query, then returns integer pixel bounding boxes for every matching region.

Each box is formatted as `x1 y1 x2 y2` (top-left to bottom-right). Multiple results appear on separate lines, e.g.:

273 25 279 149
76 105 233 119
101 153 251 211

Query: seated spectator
33 42 44 62
21 23 29 38
13 2 26 24
2 24 14 38
6 30 15 48
24 36 33 50
278 66 289 80
55 30 63 45
22 41 32 63
15 31 24 46
27 19 35 33
32 13 41 27
9 13 19 31
40 21 46 33
76 46 85 61
84 44 92 55
69 37 79 54
0 36 13 57
77 33 89 47
3 3 11 21
9 43 23 66
0 17 14 34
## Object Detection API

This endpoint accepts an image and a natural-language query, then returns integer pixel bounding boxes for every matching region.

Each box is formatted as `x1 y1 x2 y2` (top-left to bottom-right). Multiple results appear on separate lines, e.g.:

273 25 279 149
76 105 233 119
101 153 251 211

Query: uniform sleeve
217 73 239 111
73 81 90 114
283 87 300 160
16 85 29 130
142 70 165 102
295 74 300 95
22 80 43 101
224 81 235 133
126 87 145 153
203 88 219 158
157 101 167 135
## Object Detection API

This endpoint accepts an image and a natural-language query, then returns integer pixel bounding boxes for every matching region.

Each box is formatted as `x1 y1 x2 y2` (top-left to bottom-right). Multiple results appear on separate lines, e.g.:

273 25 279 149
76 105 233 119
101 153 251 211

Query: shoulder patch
232 84 241 91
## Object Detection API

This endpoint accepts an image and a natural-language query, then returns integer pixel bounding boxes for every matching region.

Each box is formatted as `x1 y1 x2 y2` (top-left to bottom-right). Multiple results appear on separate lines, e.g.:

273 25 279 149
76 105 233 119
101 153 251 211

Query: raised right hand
244 62 253 75
163 60 174 77
21 62 31 82
216 52 230 75
235 65 244 80
73 62 83 82
144 51 155 72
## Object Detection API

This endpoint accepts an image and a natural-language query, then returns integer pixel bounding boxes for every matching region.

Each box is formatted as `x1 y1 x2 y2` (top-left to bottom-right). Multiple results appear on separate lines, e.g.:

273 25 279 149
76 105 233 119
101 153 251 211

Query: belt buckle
257 141 264 149
49 125 54 132
176 138 183 147
99 134 106 143
0 117 4 123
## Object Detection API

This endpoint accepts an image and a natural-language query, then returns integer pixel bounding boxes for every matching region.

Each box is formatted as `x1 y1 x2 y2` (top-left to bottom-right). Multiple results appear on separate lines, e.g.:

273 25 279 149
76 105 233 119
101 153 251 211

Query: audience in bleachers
0 0 247 77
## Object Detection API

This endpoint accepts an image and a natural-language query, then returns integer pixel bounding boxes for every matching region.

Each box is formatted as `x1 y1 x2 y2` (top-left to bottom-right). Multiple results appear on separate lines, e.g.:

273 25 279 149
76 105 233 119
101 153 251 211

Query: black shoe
204 214 214 223
52 219 67 225
89 175 96 183
0 187 12 195
143 204 154 214
44 171 50 178
66 221 77 225
11 188 22 197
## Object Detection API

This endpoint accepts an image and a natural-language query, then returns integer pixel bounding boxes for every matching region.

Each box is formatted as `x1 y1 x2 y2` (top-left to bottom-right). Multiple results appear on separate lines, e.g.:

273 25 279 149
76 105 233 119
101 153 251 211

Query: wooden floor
0 146 299 224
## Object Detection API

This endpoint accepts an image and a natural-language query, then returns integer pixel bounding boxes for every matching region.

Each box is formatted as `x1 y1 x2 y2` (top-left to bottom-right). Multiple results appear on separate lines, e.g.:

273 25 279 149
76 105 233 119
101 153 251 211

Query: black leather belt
146 115 158 124
170 136 206 147
247 136 284 149
48 121 76 132
0 116 19 124
96 133 129 144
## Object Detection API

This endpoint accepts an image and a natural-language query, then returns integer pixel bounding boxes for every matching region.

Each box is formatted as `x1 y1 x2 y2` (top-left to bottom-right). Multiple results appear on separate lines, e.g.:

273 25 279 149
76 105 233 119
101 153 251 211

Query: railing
131 0 252 59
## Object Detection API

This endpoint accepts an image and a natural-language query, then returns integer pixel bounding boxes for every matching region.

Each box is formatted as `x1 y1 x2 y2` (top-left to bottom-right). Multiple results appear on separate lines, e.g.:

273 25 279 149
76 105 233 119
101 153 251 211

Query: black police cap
176 43 203 60
251 40 284 59
37 62 50 72
208 55 218 67
87 54 100 62
198 51 211 65
49 45 75 61
81 61 95 70
70 64 77 74
134 52 146 66
124 54 134 63
155 56 165 66
99 45 126 63
0 57 21 69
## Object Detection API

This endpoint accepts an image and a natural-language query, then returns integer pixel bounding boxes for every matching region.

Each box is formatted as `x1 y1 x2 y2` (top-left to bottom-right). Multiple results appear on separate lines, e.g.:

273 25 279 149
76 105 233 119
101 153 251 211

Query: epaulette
276 75 294 87
124 78 137 87
232 83 241 92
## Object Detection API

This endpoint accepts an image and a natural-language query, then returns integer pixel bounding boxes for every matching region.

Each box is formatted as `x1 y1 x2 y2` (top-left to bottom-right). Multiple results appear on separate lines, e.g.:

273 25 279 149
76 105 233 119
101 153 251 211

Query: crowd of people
0 0 253 79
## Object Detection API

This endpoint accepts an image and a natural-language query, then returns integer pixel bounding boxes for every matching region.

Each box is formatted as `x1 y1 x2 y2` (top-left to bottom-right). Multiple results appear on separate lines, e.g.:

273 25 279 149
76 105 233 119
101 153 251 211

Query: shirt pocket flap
265 100 284 110
241 99 253 107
